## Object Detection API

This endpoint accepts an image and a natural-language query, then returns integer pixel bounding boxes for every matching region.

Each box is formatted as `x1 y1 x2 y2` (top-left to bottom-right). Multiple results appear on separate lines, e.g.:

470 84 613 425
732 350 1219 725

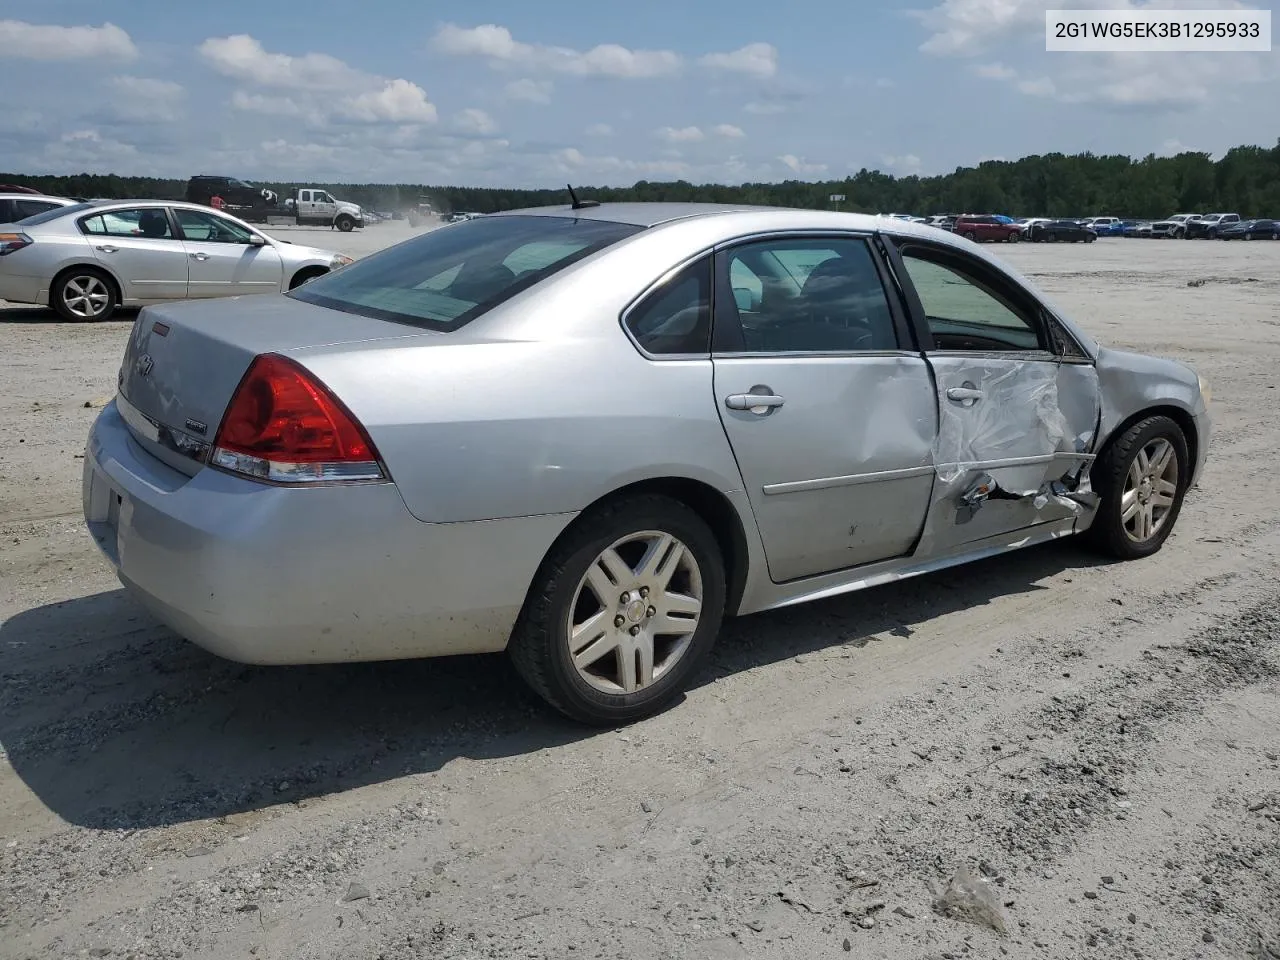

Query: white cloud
778 154 828 176
874 77 895 89
336 79 437 123
108 76 185 122
0 20 137 60
657 125 705 143
1159 137 1188 155
882 154 923 174
713 123 745 138
456 107 498 135
1017 76 1056 97
199 34 362 90
974 62 1016 80
431 23 682 78
585 123 614 137
504 78 552 103
744 101 787 115
699 42 778 79
231 90 306 117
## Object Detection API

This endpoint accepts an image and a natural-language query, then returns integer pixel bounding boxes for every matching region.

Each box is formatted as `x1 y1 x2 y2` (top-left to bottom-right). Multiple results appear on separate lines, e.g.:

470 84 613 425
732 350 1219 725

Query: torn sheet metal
928 358 1100 528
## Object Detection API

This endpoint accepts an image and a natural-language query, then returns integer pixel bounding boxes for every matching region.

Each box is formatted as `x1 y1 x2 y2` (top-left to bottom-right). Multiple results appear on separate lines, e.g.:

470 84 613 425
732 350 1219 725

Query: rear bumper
83 400 575 664
0 271 45 305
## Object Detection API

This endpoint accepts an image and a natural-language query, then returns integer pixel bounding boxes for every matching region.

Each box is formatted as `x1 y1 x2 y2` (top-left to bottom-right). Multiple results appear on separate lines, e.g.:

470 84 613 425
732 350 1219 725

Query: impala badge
136 353 154 378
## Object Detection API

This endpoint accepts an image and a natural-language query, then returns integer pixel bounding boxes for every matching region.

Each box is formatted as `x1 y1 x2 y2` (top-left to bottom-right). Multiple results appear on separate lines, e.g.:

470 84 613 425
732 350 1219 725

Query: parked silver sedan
0 199 352 321
82 203 1211 724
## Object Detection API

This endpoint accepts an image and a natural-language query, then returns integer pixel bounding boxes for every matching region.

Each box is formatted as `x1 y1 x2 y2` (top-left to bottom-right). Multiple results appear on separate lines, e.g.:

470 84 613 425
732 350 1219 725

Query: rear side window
80 208 174 240
14 199 59 219
290 215 642 331
624 258 711 356
15 202 94 226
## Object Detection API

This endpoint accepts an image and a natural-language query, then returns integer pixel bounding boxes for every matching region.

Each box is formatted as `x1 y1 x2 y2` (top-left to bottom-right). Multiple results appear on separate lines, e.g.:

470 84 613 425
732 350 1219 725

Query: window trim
709 230 916 359
618 248 716 361
881 235 1093 361
76 205 181 243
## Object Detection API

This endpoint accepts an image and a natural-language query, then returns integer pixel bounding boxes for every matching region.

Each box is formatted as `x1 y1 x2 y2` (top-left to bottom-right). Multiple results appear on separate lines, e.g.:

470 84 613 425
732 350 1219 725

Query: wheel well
1095 405 1199 478
564 478 751 615
51 263 120 302
289 266 329 290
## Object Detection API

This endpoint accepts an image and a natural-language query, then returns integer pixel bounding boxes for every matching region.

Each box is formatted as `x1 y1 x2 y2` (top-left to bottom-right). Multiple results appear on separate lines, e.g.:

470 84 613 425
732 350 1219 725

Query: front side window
79 207 173 240
719 237 898 353
898 249 1041 352
174 209 258 244
623 258 711 356
289 214 641 331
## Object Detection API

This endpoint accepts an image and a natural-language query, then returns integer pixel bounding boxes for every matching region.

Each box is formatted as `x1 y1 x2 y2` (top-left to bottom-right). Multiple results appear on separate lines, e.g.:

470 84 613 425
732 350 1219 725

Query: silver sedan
0 199 352 321
82 203 1211 724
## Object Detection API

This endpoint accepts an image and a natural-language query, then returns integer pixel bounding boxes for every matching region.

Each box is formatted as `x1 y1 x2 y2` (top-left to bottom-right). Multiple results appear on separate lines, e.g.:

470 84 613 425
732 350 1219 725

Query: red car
952 215 1021 243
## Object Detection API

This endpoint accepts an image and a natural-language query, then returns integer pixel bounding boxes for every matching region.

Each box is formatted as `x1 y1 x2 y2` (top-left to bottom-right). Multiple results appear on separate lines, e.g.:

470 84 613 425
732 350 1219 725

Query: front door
711 234 938 583
78 207 188 302
172 208 283 298
885 238 1101 553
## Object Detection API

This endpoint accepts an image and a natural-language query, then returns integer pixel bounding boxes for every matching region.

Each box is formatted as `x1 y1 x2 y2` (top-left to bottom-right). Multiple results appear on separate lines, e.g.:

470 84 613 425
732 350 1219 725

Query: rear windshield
288 214 643 331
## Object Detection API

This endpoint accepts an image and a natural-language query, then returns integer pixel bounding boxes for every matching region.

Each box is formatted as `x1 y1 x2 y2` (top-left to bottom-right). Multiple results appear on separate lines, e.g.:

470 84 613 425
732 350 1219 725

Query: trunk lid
117 295 429 476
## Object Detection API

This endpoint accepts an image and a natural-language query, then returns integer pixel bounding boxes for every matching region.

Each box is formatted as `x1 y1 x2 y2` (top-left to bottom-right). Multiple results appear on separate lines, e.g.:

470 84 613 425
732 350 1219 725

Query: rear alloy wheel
52 268 118 322
1007 231 1019 243
961 231 977 243
509 495 726 725
1087 415 1189 560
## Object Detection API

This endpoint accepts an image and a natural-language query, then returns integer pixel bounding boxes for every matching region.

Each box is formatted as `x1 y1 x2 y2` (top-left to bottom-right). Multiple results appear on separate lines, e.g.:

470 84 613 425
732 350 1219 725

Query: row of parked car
883 211 1280 243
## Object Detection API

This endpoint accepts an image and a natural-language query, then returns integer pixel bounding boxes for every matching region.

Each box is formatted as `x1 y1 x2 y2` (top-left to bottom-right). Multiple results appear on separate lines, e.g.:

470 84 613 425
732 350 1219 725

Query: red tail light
0 232 33 256
210 353 385 483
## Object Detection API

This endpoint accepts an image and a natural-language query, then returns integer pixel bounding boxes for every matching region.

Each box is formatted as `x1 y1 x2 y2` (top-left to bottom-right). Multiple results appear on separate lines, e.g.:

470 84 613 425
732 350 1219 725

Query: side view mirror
249 235 267 246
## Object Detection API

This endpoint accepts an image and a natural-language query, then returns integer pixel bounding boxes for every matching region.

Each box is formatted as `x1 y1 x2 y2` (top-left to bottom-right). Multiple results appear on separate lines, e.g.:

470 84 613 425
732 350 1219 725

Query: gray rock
745 920 764 933
343 881 370 902
932 866 1008 935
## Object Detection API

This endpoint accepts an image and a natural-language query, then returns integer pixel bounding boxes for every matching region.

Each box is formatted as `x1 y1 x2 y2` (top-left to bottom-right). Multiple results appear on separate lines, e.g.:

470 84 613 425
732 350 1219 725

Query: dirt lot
2 229 1278 960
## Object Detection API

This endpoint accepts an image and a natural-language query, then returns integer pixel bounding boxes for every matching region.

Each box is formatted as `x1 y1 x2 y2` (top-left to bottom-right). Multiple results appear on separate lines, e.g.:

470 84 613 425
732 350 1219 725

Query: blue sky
1 0 1276 186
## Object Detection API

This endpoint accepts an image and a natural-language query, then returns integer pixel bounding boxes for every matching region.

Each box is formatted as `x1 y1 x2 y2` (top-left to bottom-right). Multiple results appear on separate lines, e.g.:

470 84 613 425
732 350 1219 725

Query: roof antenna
567 183 600 210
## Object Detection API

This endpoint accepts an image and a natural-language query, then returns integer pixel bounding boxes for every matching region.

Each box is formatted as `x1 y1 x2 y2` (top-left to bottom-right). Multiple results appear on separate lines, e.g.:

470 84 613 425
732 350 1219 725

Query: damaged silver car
82 203 1211 725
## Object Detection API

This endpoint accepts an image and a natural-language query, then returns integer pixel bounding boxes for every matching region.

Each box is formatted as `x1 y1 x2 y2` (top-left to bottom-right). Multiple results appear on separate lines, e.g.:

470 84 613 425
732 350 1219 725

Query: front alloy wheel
1087 414 1189 560
1120 438 1179 544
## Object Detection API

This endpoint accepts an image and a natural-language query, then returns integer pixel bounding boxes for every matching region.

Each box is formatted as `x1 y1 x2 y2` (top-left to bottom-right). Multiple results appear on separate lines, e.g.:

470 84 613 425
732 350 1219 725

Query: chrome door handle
189 252 209 261
96 244 119 253
946 387 984 403
725 393 785 412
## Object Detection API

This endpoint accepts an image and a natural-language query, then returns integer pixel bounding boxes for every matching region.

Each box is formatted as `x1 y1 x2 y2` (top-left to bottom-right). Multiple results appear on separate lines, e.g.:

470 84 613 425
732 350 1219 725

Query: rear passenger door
78 207 189 302
883 237 1101 553
710 234 938 582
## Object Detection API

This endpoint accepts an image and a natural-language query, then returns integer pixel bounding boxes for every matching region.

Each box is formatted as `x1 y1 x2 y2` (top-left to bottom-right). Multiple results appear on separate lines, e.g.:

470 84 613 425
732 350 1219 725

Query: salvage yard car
1027 219 1097 243
0 200 352 321
1217 218 1279 240
81 202 1212 725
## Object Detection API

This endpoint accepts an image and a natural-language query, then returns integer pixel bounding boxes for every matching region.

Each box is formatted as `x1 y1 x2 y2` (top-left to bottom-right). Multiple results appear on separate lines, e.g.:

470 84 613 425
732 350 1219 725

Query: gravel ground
1 227 1279 960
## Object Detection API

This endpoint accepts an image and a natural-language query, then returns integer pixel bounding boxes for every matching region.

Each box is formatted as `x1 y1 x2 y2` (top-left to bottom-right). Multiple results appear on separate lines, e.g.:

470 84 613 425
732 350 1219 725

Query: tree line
4 140 1279 219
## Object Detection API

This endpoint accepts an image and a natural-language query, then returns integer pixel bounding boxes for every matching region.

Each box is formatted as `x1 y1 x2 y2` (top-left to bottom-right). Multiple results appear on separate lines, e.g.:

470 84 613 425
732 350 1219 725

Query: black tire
509 494 727 725
1086 233 1096 243
961 231 977 243
1207 229 1217 240
288 267 328 290
1245 232 1254 241
1007 231 1019 243
335 214 355 233
1086 415 1190 561
51 266 119 322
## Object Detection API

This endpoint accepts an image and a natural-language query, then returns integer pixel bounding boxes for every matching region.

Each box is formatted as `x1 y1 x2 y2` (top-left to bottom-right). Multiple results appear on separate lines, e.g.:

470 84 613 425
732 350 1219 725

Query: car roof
0 193 76 202
492 201 811 228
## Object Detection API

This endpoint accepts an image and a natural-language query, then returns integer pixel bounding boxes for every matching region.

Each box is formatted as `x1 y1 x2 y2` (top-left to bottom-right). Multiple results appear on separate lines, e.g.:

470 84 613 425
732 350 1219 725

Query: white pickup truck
276 188 366 232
